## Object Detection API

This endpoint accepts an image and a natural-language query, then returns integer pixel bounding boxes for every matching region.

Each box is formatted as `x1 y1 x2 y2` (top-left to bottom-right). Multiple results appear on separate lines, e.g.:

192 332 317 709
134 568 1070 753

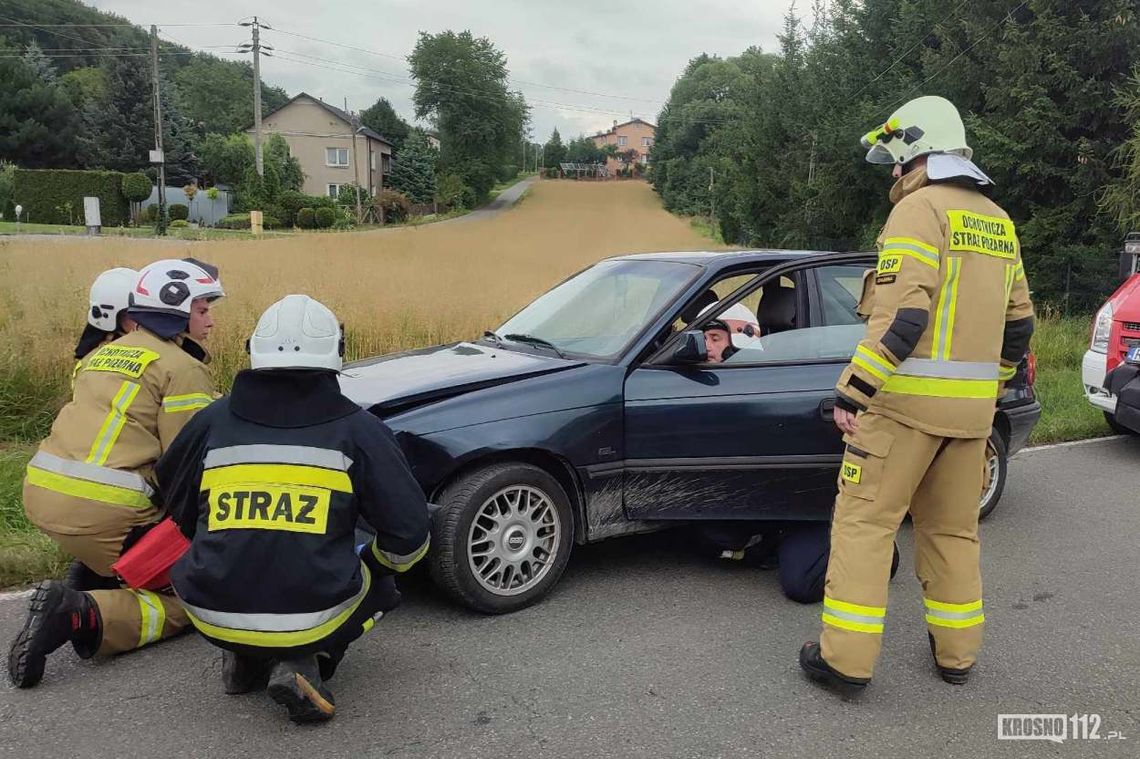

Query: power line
880 0 1029 113
847 0 972 102
268 24 664 106
0 22 239 28
270 49 662 122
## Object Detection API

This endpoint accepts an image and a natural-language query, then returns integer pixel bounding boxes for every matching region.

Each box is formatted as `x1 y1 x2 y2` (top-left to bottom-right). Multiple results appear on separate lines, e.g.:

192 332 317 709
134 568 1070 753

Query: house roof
258 93 395 146
594 117 657 138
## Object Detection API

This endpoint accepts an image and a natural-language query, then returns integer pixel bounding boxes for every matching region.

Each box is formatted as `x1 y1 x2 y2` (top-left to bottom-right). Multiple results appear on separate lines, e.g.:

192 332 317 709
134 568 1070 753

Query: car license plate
1128 345 1140 364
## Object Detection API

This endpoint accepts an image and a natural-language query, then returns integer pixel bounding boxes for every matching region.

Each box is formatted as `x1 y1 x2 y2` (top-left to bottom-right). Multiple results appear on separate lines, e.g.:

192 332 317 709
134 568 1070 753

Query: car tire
979 429 1007 520
1104 410 1136 436
430 462 574 614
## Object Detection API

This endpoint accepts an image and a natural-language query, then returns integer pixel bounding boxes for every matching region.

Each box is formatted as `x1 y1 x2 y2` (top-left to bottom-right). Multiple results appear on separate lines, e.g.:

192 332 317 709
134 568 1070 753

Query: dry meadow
0 180 722 431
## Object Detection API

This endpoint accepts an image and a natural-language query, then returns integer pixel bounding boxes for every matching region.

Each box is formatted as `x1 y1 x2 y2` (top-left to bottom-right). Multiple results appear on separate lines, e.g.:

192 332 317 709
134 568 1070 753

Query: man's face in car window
704 326 731 363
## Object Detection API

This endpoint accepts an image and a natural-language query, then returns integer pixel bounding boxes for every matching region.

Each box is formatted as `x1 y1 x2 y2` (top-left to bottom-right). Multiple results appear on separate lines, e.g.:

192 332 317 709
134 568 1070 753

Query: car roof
606 250 846 266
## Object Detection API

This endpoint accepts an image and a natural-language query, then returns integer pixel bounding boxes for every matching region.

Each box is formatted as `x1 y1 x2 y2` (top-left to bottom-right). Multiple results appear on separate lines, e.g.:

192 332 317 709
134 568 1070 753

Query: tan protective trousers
24 482 189 655
819 411 986 680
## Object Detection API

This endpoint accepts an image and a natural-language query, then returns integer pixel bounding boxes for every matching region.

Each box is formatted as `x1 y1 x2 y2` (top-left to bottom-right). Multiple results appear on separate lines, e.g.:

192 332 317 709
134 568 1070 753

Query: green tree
566 137 604 164
77 56 154 173
388 131 438 204
360 98 411 154
409 30 529 204
198 132 301 210
174 57 288 136
543 128 567 169
0 41 80 169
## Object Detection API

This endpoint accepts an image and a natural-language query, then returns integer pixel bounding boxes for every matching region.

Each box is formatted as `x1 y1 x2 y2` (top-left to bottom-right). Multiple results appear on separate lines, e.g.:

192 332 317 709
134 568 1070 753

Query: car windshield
496 259 700 359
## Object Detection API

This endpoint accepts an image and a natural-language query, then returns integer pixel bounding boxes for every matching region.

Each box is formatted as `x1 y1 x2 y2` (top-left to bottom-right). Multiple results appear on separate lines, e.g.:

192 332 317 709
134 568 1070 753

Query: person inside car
719 302 763 349
702 317 736 363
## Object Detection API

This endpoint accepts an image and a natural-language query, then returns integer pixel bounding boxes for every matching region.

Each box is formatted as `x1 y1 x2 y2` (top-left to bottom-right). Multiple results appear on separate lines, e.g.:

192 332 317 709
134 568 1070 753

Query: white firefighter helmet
88 267 137 332
130 258 224 316
860 95 971 166
249 294 344 372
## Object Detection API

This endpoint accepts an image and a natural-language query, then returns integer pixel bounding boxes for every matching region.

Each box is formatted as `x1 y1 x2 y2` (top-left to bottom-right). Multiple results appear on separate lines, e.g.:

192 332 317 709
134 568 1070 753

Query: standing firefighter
798 96 1034 693
156 295 430 724
8 259 223 688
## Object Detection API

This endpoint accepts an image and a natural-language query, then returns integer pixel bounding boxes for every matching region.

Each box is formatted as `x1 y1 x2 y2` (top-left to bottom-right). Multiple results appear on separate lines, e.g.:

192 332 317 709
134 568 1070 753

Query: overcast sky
88 0 788 142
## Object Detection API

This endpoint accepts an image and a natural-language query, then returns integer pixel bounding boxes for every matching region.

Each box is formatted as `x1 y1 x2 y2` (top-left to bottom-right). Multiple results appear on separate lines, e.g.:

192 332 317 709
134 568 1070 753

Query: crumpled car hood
338 342 586 413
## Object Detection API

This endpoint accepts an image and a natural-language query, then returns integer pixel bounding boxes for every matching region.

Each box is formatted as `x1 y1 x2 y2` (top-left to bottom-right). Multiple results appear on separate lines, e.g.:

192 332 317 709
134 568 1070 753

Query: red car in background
1083 233 1140 434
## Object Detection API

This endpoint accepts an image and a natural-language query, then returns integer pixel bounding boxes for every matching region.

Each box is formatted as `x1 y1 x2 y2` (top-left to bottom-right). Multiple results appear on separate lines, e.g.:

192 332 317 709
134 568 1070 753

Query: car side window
717 263 871 365
817 264 872 327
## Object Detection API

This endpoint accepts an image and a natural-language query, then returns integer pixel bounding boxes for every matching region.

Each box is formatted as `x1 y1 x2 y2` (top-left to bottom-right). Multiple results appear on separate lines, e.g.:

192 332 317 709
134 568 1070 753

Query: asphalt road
1 436 1138 758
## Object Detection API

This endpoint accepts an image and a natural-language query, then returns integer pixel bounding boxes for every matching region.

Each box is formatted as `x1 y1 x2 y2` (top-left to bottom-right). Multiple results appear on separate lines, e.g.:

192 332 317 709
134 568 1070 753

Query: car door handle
819 398 835 419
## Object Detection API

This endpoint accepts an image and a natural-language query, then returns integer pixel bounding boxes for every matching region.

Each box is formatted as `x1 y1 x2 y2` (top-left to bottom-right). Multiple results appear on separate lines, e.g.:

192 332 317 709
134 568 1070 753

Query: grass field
0 179 1116 586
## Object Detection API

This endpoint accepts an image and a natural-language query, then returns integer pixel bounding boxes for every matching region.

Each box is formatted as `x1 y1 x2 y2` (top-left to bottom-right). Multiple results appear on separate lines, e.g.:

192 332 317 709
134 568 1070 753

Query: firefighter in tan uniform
8 258 224 689
65 267 140 591
798 96 1035 693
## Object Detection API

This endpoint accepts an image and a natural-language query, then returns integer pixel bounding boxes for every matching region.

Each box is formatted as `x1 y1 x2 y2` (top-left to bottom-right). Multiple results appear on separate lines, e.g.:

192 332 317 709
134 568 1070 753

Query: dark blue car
340 251 1041 613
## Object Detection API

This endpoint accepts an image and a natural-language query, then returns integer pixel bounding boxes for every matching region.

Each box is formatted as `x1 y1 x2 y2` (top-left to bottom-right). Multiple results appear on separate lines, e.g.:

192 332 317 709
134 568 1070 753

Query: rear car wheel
430 463 574 614
979 430 1007 520
1104 410 1136 436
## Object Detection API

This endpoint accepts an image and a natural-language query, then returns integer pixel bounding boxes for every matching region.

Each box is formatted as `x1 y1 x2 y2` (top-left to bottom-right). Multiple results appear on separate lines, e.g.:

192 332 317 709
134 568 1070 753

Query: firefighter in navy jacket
156 294 430 724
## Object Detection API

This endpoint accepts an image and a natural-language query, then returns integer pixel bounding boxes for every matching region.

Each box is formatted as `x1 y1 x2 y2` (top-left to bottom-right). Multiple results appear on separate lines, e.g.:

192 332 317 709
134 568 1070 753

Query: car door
622 257 874 522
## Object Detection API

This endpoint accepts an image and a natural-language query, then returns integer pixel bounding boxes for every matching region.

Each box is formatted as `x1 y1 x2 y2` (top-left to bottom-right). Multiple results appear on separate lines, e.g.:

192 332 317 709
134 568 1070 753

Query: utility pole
149 25 166 232
709 166 716 226
349 109 364 223
239 17 272 177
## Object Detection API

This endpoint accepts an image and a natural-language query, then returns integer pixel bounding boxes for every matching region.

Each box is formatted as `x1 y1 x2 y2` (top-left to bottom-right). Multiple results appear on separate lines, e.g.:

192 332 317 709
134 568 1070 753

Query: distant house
424 131 441 151
592 118 656 172
252 92 394 199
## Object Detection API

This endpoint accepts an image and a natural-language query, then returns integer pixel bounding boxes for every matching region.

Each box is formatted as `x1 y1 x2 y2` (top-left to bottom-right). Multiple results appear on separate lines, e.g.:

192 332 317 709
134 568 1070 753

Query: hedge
169 204 189 221
11 169 130 226
277 190 336 227
296 207 316 229
216 212 283 230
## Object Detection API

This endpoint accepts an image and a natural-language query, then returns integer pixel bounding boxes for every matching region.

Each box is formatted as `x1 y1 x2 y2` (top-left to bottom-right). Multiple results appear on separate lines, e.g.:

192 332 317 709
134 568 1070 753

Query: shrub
11 169 129 226
459 185 478 210
434 173 466 208
497 164 519 183
374 189 411 223
120 173 152 203
314 206 336 229
277 190 335 226
169 219 190 228
296 207 317 229
169 203 189 221
215 212 282 230
217 213 250 229
140 205 158 223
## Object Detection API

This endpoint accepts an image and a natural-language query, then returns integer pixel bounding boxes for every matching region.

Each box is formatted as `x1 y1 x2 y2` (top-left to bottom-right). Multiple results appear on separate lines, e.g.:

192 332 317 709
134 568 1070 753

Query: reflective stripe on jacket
158 372 430 649
835 168 1035 438
25 328 215 528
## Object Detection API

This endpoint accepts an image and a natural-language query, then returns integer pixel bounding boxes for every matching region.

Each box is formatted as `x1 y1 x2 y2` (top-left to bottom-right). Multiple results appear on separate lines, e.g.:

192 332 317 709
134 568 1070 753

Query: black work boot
222 651 273 695
928 632 972 685
64 560 121 591
798 641 869 696
7 581 100 688
267 656 336 723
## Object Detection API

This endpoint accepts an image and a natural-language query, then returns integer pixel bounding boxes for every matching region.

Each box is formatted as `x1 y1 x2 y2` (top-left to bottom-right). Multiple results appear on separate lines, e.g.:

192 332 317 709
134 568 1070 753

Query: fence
142 186 232 227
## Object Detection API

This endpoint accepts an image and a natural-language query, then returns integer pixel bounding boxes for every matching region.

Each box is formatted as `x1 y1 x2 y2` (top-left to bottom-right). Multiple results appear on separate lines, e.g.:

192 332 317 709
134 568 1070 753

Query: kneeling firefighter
156 294 430 724
798 96 1035 693
8 258 223 688
66 267 140 591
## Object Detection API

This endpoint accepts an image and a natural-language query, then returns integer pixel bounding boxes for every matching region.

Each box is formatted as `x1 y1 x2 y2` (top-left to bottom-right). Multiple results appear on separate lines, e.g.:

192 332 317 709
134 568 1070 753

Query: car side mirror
671 330 708 364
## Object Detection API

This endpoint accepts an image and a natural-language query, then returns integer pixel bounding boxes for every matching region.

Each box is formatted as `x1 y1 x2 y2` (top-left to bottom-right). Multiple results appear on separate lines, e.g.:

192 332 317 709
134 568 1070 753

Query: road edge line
1016 435 1128 456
